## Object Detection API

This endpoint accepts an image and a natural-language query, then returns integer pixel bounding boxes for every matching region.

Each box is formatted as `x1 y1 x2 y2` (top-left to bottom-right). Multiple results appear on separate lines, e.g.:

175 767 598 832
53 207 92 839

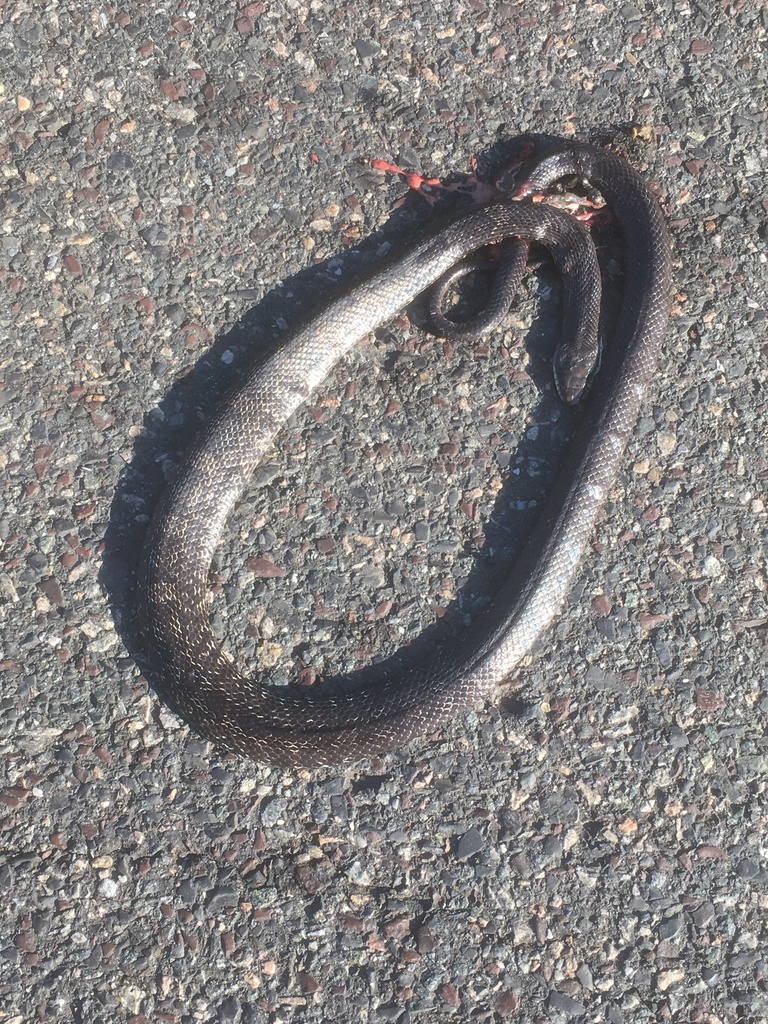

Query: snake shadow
101 132 622 744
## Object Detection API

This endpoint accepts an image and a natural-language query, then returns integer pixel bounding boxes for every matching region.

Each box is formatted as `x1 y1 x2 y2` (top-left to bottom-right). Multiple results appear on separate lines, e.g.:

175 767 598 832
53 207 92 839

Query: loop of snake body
140 140 672 767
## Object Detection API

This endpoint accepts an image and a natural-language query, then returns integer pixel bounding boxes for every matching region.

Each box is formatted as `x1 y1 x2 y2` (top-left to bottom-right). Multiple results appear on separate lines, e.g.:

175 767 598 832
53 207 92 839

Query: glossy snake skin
140 140 671 766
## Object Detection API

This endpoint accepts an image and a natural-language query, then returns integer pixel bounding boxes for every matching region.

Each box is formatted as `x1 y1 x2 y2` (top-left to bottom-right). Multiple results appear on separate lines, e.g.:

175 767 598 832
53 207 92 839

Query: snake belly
139 140 671 768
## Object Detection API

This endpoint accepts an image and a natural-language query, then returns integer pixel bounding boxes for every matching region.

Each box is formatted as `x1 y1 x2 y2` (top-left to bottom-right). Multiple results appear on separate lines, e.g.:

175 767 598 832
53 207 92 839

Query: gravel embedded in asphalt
1 2 767 1022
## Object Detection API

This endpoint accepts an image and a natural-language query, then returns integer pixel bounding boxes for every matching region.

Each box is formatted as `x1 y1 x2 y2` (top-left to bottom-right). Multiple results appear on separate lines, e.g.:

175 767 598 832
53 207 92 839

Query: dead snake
140 140 672 767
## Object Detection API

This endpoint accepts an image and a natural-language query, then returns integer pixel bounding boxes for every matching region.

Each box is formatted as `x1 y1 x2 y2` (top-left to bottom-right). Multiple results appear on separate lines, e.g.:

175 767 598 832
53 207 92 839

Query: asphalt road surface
1 2 767 1022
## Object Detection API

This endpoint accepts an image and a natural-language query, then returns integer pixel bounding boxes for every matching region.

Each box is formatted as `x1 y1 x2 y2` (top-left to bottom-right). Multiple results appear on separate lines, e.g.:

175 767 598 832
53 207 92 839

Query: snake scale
140 139 672 767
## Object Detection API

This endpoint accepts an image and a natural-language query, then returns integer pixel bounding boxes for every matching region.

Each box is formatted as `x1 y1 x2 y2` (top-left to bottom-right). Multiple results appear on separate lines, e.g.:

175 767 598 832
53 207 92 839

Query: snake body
140 140 671 767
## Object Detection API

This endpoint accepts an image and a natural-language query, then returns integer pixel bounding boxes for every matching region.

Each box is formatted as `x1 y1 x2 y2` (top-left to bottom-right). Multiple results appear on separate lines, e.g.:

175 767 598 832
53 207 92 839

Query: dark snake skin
140 140 672 767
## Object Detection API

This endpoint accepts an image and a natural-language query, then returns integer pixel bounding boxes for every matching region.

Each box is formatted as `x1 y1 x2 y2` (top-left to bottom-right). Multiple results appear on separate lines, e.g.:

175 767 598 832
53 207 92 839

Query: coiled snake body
140 140 671 767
